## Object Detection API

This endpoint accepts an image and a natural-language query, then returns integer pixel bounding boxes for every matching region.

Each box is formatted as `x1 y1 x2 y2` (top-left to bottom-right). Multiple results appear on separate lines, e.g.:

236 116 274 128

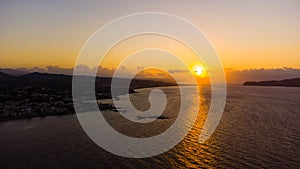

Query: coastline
0 84 178 122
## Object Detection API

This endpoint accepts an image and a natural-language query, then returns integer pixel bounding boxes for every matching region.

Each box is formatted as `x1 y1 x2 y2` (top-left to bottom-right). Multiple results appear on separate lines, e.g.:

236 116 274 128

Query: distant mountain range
0 71 72 89
243 78 300 87
0 68 30 76
0 71 176 90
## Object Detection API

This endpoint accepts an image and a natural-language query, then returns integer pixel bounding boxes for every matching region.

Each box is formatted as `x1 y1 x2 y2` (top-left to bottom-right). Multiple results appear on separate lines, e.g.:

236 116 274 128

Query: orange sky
0 0 299 70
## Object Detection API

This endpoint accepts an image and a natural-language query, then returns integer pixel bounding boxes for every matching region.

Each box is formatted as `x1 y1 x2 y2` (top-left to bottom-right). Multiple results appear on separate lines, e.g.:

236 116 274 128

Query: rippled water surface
0 85 299 168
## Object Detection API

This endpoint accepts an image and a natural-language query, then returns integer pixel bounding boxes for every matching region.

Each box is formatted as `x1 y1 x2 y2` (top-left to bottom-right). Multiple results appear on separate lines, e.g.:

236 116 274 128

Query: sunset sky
0 0 299 82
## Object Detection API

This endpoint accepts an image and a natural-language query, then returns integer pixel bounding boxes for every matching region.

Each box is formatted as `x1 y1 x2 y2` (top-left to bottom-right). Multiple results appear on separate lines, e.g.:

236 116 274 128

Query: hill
0 71 177 120
0 68 29 76
243 78 300 87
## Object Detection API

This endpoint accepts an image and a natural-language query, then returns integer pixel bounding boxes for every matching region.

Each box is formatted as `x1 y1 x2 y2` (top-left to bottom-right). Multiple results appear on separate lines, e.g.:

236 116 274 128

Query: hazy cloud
95 66 114 77
46 66 73 75
168 69 189 74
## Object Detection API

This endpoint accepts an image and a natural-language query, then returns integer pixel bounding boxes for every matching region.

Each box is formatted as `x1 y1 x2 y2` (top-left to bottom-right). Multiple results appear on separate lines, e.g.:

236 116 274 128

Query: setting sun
192 66 206 77
194 66 203 75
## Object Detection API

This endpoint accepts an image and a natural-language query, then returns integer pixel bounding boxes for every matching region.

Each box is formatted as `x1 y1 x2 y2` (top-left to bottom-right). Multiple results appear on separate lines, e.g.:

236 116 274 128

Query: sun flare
193 66 206 77
194 67 203 75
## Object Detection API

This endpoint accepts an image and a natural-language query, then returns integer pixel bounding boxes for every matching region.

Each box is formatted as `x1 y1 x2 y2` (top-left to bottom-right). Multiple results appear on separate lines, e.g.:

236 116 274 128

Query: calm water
0 85 299 169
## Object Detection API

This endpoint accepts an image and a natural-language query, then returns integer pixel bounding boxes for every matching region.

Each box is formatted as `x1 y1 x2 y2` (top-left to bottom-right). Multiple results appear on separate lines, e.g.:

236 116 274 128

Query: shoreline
0 84 179 122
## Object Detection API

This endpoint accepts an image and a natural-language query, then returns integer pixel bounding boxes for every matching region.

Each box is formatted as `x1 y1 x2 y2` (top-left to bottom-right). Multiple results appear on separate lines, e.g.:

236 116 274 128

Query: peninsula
243 78 300 87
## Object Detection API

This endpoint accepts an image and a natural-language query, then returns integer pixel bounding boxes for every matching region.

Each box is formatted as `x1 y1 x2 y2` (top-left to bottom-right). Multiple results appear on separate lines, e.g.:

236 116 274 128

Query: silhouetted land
0 71 177 120
243 78 300 87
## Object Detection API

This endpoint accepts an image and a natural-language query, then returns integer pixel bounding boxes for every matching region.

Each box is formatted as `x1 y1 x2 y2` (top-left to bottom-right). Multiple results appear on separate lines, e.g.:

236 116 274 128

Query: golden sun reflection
189 64 211 85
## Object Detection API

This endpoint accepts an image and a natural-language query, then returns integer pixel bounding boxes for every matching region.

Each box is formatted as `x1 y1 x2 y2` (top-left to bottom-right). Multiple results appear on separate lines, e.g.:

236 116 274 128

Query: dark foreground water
0 85 299 169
